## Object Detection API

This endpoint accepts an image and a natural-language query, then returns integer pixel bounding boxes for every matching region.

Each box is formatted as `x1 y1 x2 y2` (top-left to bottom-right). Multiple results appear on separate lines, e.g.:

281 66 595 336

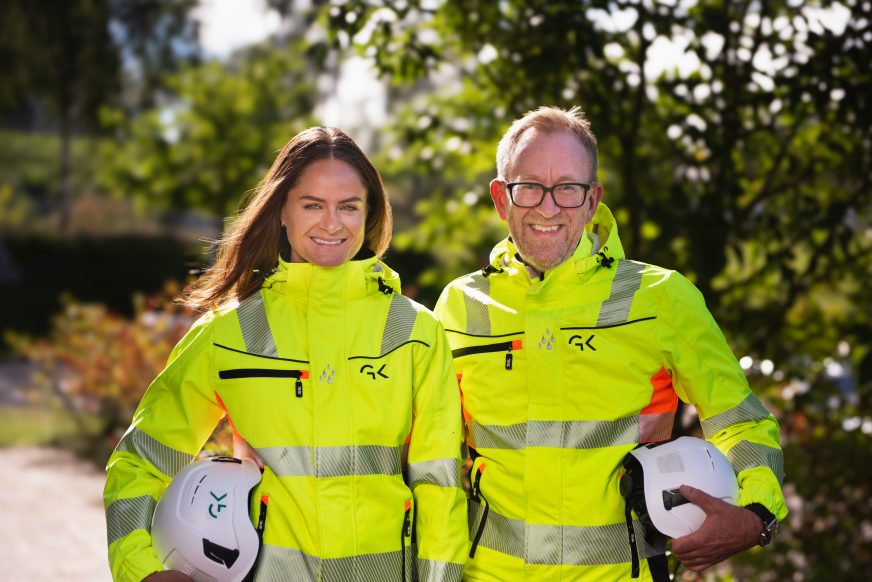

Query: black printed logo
360 364 389 379
568 335 596 351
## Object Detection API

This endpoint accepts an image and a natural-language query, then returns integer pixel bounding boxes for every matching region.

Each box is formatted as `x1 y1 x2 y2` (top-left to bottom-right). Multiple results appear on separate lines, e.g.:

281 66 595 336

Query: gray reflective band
322 550 406 582
106 495 156 546
639 412 675 443
237 291 278 358
408 458 459 489
472 422 527 450
254 545 320 582
562 521 667 566
115 427 193 477
405 545 415 582
700 393 771 439
381 295 419 356
254 546 413 582
530 417 640 449
727 441 785 486
469 501 667 565
468 499 525 559
464 273 491 335
315 445 400 478
417 558 464 582
597 260 645 327
257 446 314 477
473 417 648 451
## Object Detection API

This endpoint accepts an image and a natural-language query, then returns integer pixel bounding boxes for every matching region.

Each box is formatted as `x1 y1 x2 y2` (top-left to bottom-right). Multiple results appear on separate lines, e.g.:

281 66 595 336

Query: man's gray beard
515 233 583 273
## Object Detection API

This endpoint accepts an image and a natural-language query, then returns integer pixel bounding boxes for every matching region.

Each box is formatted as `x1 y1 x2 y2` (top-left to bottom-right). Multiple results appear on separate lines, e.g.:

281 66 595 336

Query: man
434 106 786 581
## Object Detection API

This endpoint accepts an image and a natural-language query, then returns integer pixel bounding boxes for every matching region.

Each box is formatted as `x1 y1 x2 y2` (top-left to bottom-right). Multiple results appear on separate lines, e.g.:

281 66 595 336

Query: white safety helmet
619 436 739 538
151 457 264 582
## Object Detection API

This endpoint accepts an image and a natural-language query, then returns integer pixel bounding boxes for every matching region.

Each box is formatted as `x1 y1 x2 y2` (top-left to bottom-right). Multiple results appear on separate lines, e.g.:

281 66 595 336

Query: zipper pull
296 379 303 397
471 463 486 501
257 495 269 536
403 500 411 537
505 345 513 370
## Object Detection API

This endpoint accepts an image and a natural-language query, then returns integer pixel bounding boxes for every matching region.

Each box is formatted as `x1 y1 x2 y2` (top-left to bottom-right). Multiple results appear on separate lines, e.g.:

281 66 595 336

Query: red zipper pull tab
296 370 309 398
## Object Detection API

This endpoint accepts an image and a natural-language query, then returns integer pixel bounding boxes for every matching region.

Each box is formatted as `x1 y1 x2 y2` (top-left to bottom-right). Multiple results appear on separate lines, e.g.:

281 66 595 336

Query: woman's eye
341 205 360 212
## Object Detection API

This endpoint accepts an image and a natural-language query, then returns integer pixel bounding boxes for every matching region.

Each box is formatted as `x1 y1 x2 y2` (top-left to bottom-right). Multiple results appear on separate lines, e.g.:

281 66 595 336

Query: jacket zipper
218 369 309 397
401 499 411 582
451 341 522 371
469 464 489 558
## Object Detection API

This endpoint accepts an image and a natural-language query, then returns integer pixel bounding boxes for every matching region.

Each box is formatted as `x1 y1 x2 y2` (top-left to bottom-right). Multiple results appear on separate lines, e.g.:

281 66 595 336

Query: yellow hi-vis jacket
434 204 786 582
104 254 467 582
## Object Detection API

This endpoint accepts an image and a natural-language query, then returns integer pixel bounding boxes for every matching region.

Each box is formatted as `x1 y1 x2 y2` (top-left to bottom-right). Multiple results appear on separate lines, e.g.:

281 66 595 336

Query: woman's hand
143 571 195 582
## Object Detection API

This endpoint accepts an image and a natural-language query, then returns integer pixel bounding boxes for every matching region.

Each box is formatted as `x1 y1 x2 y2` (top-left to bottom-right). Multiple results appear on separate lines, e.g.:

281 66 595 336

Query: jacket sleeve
103 314 225 582
656 273 787 521
408 320 468 582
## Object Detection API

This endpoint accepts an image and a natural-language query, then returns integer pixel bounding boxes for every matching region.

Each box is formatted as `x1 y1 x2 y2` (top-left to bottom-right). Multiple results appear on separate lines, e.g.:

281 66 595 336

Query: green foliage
98 43 318 217
324 1 872 579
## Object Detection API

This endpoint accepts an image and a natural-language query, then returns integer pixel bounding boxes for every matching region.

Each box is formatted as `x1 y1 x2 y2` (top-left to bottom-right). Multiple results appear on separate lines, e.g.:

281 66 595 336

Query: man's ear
491 179 508 221
587 182 604 217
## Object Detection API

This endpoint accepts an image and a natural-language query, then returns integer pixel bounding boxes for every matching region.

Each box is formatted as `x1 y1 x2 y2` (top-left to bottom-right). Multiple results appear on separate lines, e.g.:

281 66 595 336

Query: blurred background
0 0 870 580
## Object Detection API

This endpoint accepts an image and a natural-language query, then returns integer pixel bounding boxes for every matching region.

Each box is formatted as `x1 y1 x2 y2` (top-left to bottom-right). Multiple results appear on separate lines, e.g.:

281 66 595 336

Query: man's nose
536 190 561 218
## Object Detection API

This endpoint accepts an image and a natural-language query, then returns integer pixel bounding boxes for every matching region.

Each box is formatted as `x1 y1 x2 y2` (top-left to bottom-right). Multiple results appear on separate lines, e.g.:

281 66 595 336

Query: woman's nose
322 208 342 233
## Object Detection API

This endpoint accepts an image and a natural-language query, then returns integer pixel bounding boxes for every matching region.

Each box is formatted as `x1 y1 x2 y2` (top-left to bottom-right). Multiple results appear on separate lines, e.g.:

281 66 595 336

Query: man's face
490 129 603 273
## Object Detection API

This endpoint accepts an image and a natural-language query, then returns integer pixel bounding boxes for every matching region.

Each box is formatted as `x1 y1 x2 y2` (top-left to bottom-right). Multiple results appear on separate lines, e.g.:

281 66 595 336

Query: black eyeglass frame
504 181 593 208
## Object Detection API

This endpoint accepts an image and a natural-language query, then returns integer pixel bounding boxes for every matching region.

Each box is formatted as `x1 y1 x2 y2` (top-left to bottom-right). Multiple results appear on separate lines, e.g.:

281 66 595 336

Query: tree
323 1 872 579
99 42 317 219
0 0 198 230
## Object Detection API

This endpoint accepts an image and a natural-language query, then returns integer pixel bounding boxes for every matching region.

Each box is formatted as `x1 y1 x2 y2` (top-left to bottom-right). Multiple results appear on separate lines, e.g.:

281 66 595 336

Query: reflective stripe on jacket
434 204 786 581
104 255 467 582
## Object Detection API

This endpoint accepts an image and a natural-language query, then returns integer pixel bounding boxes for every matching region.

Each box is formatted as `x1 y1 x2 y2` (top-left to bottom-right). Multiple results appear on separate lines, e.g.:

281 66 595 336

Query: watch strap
744 503 778 546
744 502 776 525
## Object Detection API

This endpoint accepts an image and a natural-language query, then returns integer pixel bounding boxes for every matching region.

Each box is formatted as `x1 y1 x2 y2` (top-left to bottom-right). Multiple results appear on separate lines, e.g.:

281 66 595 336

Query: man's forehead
509 129 592 179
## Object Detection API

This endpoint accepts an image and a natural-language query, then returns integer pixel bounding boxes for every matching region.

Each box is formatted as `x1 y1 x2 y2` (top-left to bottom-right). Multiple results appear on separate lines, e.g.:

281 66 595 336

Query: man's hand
143 571 194 582
670 485 764 573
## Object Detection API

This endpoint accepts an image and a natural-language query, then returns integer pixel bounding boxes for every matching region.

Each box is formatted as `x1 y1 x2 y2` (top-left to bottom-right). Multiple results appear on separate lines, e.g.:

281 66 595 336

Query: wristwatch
744 503 779 546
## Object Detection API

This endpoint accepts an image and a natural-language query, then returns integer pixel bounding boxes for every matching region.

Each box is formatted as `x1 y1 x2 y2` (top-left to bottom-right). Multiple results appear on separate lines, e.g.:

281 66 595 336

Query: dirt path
0 447 114 581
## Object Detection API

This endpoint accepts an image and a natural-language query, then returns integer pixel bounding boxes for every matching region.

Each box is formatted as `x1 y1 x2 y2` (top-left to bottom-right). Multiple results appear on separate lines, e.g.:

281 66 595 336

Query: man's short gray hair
496 106 598 182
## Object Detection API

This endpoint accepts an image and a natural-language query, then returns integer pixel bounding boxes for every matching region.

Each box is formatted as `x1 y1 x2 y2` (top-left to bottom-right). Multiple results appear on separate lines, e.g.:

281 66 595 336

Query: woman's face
280 158 368 268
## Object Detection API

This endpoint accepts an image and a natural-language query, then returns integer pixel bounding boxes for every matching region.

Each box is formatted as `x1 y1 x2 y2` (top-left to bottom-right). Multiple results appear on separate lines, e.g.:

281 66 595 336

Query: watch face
760 521 778 546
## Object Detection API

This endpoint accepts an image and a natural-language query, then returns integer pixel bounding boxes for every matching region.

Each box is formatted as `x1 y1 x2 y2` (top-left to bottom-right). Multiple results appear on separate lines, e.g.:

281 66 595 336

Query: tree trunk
59 112 72 233
57 0 73 234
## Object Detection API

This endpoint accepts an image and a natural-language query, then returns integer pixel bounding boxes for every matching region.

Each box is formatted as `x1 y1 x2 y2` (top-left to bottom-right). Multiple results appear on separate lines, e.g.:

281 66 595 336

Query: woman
104 128 467 582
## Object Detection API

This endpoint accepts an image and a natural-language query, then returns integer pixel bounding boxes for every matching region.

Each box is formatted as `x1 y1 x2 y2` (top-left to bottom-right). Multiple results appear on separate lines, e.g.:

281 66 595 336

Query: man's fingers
679 485 718 510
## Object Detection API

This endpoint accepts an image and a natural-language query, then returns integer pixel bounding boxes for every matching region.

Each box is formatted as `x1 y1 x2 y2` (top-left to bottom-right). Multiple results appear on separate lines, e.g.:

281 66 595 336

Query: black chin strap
625 500 640 578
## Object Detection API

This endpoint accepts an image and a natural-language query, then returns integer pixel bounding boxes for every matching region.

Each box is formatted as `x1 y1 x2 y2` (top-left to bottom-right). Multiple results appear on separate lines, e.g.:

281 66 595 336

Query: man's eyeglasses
505 181 592 208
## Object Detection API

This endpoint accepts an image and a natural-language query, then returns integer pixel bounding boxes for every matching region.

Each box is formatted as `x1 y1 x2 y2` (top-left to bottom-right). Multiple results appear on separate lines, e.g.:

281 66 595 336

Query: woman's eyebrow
299 195 362 203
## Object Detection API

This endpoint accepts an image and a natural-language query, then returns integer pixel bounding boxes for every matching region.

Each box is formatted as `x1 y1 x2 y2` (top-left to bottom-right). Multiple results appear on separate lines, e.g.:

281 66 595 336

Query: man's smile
529 224 563 233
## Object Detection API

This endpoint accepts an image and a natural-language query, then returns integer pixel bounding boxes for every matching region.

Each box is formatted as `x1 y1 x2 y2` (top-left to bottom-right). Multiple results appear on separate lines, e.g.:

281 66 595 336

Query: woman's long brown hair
180 127 392 312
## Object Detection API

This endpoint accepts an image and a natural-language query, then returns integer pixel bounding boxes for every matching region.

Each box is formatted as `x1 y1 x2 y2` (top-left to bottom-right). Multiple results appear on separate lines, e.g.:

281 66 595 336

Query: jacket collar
262 251 401 304
485 203 626 291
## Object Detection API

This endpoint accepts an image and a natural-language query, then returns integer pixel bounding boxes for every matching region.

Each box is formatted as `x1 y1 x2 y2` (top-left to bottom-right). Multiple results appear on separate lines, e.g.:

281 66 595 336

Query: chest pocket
218 368 309 397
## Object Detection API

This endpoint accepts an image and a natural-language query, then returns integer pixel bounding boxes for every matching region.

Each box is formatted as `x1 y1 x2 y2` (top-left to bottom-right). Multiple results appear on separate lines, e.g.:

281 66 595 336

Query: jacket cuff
736 469 788 522
118 554 164 582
